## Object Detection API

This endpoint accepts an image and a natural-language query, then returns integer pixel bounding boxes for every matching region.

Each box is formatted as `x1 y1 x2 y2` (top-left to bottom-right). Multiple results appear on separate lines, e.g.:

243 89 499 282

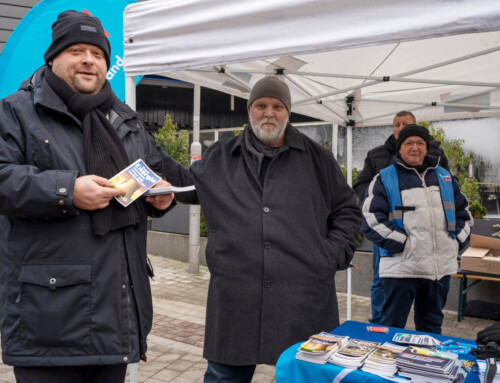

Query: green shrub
423 122 487 217
469 200 487 219
153 115 190 168
341 165 359 185
153 114 207 235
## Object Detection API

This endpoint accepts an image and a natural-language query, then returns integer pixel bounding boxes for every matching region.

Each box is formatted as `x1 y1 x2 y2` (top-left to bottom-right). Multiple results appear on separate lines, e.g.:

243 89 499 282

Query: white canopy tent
122 0 500 321
123 0 500 127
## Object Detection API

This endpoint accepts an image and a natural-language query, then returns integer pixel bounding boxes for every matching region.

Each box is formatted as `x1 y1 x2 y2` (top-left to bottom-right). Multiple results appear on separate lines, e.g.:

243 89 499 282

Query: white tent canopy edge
123 0 500 127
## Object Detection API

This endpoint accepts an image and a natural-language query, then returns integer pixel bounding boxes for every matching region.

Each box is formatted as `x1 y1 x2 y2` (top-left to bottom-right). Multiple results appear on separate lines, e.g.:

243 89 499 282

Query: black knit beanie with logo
44 10 111 69
396 124 431 151
247 76 292 115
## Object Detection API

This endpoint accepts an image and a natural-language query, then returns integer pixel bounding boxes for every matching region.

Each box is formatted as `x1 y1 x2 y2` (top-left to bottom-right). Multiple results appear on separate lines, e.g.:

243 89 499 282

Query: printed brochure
144 185 196 196
328 339 380 368
110 159 162 207
392 333 441 346
361 342 406 377
395 346 466 383
295 332 349 365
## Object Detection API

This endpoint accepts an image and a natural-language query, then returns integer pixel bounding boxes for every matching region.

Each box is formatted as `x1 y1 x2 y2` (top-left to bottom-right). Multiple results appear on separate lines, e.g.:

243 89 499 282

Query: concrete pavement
0 255 496 382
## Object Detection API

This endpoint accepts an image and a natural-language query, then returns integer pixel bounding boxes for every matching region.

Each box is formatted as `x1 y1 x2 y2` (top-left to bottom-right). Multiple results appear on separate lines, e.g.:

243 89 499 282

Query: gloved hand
477 323 500 345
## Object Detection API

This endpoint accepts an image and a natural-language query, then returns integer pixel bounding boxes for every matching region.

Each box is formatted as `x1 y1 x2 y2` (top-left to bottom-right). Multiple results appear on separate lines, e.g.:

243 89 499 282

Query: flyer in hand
110 159 162 207
144 185 196 196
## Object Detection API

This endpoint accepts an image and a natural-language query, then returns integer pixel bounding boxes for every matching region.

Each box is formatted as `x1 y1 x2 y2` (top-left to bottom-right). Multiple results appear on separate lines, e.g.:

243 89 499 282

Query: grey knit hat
44 10 111 69
247 76 291 114
396 124 431 151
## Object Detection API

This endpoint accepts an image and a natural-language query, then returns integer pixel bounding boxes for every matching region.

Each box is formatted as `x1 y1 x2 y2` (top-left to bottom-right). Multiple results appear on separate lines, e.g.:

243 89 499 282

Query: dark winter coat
160 125 362 365
0 67 167 367
353 134 449 202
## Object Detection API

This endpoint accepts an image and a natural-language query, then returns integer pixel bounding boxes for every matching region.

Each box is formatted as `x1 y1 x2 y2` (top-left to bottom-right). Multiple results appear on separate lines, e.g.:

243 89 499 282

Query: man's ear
48 61 53 67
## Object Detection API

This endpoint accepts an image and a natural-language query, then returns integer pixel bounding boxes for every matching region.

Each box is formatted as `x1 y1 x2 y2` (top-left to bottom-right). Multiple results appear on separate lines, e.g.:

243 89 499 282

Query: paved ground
0 255 496 382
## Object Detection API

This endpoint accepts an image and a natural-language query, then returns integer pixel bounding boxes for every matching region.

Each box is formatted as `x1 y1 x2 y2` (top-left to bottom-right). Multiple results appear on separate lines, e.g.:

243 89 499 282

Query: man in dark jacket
0 11 174 383
353 111 449 325
160 76 362 383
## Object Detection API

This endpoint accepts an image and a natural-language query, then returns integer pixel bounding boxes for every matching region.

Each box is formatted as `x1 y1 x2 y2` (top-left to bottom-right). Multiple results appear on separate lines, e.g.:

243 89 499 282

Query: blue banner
0 0 138 100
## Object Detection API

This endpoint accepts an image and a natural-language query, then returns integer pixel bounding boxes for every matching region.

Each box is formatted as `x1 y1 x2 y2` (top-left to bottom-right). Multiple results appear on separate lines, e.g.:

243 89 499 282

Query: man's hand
73 175 125 210
145 180 175 210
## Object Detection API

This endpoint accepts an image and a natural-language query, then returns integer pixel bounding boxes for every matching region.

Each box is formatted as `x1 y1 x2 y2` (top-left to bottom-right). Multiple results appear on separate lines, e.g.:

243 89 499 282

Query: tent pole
286 75 347 123
346 124 353 321
295 45 500 105
359 98 500 110
189 84 202 275
125 74 139 383
218 68 252 92
125 75 136 110
232 69 500 88
330 119 352 320
357 87 500 125
331 124 338 160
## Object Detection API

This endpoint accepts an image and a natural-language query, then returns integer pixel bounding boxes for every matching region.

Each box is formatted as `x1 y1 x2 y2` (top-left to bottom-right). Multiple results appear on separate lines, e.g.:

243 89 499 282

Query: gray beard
249 117 287 146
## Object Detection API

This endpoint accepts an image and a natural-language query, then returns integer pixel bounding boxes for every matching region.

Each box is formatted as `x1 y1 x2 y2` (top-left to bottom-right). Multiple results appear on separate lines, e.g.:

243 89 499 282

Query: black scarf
44 67 139 236
244 126 286 185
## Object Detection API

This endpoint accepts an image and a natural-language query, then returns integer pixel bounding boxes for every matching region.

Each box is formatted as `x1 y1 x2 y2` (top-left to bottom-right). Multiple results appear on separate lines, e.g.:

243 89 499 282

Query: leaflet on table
398 361 466 383
295 332 349 365
363 342 406 365
392 332 441 346
361 342 406 377
477 359 500 383
110 159 162 207
328 339 380 368
144 185 196 196
395 346 464 382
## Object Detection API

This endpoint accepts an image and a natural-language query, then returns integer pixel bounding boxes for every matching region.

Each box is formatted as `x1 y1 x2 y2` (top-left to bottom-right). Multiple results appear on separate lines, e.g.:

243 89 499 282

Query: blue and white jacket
362 155 473 280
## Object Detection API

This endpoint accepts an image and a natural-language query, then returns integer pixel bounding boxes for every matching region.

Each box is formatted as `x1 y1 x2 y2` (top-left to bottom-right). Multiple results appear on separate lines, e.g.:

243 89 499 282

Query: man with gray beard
159 76 361 383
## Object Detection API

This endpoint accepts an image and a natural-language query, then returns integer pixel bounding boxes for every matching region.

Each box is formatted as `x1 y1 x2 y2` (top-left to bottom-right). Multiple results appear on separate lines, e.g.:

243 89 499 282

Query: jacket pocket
32 139 53 171
18 263 91 349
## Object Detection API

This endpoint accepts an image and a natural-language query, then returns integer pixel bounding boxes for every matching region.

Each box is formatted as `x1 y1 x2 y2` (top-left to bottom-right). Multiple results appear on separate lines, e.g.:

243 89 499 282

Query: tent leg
129 363 138 383
125 76 139 381
346 124 353 321
331 124 338 160
189 84 202 274
125 76 136 110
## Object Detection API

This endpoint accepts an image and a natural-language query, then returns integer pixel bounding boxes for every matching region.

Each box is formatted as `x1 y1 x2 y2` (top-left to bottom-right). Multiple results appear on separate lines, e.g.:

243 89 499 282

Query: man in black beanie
158 75 362 382
0 10 175 383
353 110 449 326
362 124 473 334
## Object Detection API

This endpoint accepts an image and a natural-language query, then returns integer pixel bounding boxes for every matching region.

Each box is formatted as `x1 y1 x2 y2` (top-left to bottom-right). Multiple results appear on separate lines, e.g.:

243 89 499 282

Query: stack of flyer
328 339 380 368
477 359 500 383
392 333 441 347
395 346 467 383
361 342 406 377
295 332 349 365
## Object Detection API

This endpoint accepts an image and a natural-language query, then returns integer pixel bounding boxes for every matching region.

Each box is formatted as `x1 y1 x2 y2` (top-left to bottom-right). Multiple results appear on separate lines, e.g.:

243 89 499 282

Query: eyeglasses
403 140 426 148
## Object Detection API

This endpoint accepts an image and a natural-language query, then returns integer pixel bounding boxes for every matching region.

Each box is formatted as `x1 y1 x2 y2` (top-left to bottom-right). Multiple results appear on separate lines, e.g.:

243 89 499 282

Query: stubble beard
72 73 105 95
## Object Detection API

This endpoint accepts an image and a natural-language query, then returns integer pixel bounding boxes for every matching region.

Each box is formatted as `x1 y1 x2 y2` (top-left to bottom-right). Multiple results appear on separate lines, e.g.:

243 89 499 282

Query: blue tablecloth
276 320 480 383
